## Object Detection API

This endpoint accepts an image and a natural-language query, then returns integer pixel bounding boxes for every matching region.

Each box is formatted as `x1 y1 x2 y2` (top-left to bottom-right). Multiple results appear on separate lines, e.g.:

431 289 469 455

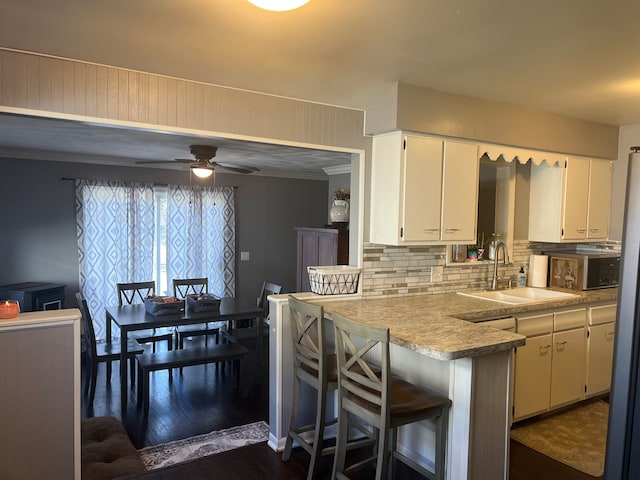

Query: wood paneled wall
0 48 367 150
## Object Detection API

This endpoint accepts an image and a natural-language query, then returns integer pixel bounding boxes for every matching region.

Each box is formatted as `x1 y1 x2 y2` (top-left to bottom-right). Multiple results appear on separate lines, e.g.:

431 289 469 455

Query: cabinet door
586 323 616 396
317 231 338 266
550 327 586 408
528 163 565 242
296 229 338 292
587 160 612 239
513 333 553 420
402 136 443 241
562 158 590 240
441 141 479 242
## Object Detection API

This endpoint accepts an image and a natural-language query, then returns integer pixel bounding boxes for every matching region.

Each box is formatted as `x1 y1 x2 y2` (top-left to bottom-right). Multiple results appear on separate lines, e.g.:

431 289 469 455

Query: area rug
138 421 270 470
510 400 608 477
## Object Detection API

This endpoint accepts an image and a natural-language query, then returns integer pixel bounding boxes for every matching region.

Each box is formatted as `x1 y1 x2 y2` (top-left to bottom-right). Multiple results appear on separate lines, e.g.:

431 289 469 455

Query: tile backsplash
361 241 621 298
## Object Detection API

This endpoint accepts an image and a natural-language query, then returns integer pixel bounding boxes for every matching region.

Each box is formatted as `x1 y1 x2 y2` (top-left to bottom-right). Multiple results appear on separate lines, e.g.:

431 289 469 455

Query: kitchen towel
528 255 548 288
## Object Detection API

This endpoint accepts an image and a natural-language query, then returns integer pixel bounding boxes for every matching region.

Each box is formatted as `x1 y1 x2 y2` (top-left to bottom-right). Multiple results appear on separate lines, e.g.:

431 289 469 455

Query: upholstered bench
81 416 146 480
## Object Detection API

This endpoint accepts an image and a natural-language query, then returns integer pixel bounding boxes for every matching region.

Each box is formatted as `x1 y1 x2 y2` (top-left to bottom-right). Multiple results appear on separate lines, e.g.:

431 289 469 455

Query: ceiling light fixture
248 0 310 11
191 166 214 178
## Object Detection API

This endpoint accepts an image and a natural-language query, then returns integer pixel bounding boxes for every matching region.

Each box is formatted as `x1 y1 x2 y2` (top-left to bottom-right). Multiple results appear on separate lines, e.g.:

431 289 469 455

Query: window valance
479 144 565 166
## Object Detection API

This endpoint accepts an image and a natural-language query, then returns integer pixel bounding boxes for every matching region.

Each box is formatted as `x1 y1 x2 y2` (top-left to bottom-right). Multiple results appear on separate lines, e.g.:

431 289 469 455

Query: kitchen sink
457 287 580 305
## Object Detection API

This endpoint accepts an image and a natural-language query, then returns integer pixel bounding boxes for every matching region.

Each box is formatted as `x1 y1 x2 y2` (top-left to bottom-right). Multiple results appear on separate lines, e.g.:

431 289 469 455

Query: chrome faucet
491 241 509 290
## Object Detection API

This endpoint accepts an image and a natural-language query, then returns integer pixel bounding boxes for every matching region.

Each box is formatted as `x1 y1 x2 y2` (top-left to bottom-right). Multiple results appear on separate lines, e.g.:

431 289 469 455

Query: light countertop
288 288 617 361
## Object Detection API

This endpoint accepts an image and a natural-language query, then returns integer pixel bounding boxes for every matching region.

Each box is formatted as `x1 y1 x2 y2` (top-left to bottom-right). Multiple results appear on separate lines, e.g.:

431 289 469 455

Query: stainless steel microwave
545 251 620 291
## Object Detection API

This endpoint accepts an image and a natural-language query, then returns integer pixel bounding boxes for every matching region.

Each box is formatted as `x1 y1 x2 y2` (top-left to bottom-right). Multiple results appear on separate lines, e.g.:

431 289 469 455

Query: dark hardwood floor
82 337 269 449
82 338 602 479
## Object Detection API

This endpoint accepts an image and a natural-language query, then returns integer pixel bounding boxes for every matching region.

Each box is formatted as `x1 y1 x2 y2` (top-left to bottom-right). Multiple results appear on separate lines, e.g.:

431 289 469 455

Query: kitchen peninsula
267 288 617 480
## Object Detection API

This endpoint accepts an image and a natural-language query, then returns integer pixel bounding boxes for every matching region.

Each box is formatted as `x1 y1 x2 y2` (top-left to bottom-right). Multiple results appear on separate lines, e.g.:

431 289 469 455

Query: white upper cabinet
586 160 612 239
370 132 479 245
402 135 443 241
529 157 612 242
562 157 591 240
441 141 480 242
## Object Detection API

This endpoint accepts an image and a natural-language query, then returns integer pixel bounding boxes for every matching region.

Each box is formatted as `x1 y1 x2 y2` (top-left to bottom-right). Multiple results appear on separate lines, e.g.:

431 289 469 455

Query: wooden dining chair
173 277 208 298
76 292 144 410
117 281 175 352
173 278 220 348
331 312 451 480
221 281 282 346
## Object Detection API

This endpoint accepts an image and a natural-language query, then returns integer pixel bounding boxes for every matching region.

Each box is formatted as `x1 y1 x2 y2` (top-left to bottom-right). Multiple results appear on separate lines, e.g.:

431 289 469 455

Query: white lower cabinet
550 309 587 408
586 303 617 397
513 307 587 421
513 313 553 421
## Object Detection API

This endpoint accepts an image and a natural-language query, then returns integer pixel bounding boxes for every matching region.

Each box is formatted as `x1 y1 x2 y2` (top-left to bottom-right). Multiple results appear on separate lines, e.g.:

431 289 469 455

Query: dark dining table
105 297 264 411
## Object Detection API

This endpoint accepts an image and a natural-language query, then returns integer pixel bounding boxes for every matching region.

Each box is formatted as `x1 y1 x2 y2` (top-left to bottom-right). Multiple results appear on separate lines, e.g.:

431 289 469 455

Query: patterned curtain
76 180 155 341
166 185 236 298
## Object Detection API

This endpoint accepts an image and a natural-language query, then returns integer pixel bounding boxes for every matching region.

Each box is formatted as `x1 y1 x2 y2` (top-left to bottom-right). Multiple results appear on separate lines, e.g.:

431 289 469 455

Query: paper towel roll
528 255 549 287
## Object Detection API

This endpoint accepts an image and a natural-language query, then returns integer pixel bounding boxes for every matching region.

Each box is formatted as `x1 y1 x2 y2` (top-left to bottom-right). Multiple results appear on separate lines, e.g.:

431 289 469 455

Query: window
76 180 236 341
153 187 169 295
446 157 516 265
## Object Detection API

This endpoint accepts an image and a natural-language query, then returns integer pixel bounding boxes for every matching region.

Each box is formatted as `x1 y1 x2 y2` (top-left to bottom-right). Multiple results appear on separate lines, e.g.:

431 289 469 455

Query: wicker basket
144 297 183 316
307 266 361 295
186 293 221 312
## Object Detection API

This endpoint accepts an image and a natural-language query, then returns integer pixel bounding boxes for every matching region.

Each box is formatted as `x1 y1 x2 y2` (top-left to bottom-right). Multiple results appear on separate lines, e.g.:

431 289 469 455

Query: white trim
323 164 351 175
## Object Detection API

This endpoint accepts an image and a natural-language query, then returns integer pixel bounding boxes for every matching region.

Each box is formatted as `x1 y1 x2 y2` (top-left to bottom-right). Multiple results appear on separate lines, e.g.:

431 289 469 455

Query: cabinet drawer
481 317 516 331
516 313 553 337
589 303 617 326
554 308 586 332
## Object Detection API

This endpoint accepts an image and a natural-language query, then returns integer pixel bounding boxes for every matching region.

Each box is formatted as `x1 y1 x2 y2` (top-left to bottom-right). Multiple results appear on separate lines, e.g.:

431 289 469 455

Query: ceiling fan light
248 0 310 11
192 166 214 178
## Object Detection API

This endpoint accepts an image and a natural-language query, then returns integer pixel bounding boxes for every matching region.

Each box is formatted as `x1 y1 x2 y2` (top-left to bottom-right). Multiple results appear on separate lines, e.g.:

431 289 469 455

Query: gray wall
0 158 329 306
366 82 619 159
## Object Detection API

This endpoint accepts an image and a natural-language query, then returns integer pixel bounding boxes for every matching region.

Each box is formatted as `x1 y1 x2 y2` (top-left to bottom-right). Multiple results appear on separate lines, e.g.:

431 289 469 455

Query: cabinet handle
423 228 440 233
576 229 587 233
556 341 568 351
539 345 552 354
606 331 615 339
444 228 461 233
589 228 600 233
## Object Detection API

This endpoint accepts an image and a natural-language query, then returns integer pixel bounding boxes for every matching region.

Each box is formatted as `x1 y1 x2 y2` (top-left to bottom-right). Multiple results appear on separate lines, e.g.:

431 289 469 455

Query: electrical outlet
240 251 250 261
431 265 444 282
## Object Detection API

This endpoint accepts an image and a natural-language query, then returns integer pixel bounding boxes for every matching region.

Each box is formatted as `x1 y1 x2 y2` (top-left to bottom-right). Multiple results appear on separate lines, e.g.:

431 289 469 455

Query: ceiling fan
136 144 260 178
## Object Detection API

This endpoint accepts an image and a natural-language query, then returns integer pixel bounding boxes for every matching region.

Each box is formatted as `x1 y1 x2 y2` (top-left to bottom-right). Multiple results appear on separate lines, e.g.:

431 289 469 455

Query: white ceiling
1 0 640 175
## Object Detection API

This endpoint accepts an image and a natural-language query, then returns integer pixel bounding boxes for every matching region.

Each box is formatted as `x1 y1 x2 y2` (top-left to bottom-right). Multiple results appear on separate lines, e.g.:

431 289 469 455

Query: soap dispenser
518 265 527 287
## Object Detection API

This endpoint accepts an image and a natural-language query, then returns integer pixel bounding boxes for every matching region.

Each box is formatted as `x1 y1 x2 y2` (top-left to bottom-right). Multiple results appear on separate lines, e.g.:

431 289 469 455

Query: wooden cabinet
529 157 612 242
586 160 613 239
586 303 617 397
550 309 587 408
562 157 591 241
370 132 479 245
513 308 587 421
295 227 348 292
513 313 553 420
0 309 81 479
